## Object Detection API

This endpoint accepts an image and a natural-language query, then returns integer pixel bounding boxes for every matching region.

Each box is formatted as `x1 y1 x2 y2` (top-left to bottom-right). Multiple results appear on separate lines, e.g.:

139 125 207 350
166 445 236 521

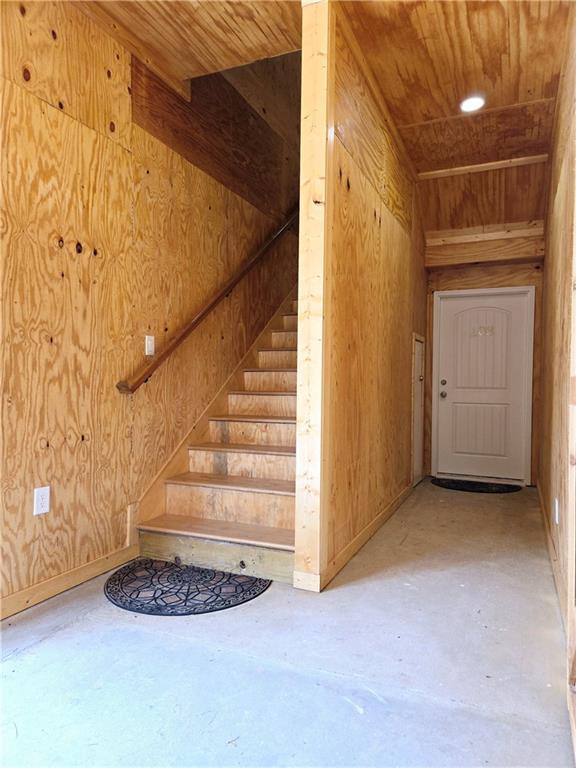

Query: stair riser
228 393 296 417
258 350 297 368
140 531 294 584
188 449 296 481
243 370 297 391
210 420 296 446
283 315 298 331
271 331 297 349
166 485 294 528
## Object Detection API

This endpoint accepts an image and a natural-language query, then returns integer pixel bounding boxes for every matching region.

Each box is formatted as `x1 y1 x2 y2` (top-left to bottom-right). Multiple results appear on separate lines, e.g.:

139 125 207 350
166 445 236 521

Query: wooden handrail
116 205 299 395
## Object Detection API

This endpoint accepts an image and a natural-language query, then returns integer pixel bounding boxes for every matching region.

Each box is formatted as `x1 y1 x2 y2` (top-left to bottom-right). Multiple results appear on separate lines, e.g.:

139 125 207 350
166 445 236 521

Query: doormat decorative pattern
104 558 271 616
431 478 522 494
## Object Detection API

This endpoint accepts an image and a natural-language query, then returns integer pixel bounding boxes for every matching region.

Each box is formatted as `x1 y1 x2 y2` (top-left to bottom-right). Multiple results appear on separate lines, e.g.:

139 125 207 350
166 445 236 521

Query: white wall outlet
145 335 155 356
554 497 560 526
33 486 50 516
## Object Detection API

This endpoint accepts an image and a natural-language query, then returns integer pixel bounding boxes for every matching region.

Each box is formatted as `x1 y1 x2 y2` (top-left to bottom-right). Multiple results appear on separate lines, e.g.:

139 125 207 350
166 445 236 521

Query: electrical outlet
145 335 155 356
33 486 50 516
554 497 560 526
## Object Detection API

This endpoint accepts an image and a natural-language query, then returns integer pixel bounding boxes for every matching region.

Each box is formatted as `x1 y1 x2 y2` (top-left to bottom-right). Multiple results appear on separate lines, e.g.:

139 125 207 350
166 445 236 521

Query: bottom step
138 515 294 584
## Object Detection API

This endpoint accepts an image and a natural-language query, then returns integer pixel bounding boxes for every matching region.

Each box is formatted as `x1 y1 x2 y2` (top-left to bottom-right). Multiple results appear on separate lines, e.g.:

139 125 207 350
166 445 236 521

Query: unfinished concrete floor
1 481 572 767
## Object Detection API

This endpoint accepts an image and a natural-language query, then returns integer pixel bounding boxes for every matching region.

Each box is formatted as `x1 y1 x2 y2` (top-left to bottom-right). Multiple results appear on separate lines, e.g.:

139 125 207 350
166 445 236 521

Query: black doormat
104 558 271 616
431 478 522 493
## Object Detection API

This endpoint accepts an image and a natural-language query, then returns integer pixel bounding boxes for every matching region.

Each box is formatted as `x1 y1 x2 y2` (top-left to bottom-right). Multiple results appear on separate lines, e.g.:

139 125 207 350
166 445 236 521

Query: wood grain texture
223 52 302 152
401 100 555 173
324 138 426 569
1 75 134 598
129 125 298 526
1 0 131 148
425 236 545 269
418 155 549 181
333 7 414 231
425 262 544 484
295 1 426 590
80 0 301 88
139 531 294 583
131 57 296 217
293 0 337 591
420 162 549 231
538 11 576 632
341 1 569 124
0 1 299 607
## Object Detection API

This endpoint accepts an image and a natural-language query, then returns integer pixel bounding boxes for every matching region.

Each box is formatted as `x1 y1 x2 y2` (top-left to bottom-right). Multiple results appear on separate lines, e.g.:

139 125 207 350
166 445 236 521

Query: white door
412 336 425 485
432 287 534 484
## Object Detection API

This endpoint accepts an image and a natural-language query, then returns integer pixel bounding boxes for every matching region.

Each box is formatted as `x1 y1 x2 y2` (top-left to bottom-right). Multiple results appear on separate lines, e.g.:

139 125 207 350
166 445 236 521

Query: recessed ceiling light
460 95 485 113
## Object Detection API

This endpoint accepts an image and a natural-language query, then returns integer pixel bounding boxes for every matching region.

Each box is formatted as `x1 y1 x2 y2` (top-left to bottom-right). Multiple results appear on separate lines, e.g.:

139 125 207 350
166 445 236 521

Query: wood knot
109 121 115 133
75 242 83 254
22 67 31 82
51 29 57 40
58 101 64 110
19 4 26 15
58 237 64 248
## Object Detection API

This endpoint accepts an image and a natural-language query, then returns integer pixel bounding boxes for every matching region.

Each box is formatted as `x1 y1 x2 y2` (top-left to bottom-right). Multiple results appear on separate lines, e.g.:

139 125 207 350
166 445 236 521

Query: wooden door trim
412 333 426 486
431 286 535 484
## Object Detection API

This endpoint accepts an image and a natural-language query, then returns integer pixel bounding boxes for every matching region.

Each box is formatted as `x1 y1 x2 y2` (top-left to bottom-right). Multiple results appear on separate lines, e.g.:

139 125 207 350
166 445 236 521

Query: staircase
137 295 299 583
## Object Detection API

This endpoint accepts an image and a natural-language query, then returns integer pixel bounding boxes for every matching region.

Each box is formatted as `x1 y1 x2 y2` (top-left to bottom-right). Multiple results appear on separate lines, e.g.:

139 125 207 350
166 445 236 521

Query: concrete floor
1 480 573 768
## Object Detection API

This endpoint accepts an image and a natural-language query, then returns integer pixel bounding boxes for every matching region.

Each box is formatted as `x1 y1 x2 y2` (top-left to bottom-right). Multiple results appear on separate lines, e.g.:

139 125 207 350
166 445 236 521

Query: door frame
431 286 535 485
411 332 426 486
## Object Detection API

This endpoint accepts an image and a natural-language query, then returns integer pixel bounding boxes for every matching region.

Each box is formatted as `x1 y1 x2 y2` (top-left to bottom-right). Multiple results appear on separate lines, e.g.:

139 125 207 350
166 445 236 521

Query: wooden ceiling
342 1 570 174
80 1 301 98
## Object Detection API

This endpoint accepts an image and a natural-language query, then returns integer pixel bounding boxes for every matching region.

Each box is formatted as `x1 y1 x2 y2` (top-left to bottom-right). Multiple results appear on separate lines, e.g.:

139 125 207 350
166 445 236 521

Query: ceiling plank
419 155 549 181
341 1 570 125
79 1 301 87
402 101 554 173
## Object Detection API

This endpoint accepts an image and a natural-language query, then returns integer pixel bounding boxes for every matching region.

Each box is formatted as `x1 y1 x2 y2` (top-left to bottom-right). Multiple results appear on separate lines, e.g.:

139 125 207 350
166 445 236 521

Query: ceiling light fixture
460 95 485 113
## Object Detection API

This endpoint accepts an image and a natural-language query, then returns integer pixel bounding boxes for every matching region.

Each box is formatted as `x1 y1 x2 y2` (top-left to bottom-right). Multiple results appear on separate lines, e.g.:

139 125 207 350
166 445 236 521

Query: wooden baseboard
293 485 413 592
0 545 140 620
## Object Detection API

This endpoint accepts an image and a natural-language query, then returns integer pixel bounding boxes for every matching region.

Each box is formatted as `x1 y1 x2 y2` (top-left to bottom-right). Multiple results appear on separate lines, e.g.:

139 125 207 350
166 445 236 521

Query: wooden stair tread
210 414 296 423
138 514 295 551
188 442 295 456
166 472 295 495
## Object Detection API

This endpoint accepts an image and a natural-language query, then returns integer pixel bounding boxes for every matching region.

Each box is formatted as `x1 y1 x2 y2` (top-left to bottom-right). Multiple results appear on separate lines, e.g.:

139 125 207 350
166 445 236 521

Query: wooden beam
425 236 545 270
426 220 544 247
131 57 295 217
418 154 549 180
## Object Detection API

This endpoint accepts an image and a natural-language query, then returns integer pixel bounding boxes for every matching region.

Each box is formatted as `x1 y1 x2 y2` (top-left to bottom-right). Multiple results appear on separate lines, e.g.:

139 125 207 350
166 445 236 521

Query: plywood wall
294 1 426 590
0 0 298 610
538 15 576 622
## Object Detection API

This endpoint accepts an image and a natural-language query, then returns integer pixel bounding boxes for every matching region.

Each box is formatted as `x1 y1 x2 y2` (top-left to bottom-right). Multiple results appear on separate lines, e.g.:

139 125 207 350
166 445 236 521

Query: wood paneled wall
294 1 426 590
538 14 576 623
0 0 298 612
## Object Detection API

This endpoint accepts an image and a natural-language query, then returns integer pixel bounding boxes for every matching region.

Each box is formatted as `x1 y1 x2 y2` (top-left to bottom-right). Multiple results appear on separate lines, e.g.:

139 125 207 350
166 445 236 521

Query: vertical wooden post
293 0 335 591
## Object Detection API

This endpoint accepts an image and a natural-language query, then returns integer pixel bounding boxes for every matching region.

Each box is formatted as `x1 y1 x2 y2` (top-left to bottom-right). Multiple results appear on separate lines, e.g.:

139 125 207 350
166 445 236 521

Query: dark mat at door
431 478 522 494
104 558 271 616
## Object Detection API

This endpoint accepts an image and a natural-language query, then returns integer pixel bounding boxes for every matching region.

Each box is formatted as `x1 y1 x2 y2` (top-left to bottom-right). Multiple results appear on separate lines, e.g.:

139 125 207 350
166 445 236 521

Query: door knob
440 391 447 398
